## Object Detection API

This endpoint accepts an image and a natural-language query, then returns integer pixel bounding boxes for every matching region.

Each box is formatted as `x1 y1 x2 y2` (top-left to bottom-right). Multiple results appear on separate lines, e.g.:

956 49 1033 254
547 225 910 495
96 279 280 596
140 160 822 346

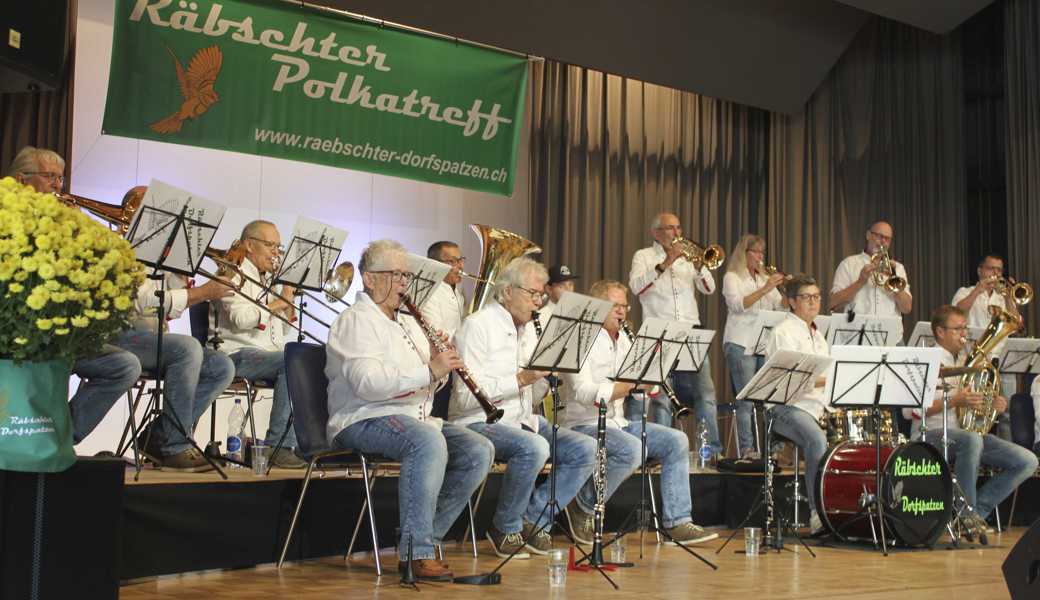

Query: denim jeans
333 416 493 560
671 355 722 454
230 348 296 449
921 428 1038 520
70 345 142 444
468 415 597 534
115 329 236 455
769 405 828 514
573 421 692 528
724 342 764 454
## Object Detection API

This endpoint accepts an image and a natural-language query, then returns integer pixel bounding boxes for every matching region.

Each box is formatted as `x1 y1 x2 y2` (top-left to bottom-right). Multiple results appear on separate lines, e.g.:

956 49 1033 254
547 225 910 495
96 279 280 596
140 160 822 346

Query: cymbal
939 365 981 378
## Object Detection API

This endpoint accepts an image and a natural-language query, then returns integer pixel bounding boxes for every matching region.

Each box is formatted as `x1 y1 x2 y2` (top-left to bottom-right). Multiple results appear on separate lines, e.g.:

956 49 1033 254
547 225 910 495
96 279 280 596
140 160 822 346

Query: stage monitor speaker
0 458 124 600
1003 518 1040 600
0 0 70 93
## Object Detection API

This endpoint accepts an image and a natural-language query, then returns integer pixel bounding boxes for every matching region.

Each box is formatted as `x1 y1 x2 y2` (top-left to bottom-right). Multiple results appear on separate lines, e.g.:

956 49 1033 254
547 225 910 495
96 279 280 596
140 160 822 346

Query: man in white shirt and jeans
561 280 718 545
628 212 721 454
326 239 493 581
423 240 469 418
828 221 912 335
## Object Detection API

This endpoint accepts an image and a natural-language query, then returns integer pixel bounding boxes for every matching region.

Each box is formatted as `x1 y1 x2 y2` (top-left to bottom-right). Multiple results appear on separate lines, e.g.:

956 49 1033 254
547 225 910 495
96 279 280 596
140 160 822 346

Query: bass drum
815 442 953 547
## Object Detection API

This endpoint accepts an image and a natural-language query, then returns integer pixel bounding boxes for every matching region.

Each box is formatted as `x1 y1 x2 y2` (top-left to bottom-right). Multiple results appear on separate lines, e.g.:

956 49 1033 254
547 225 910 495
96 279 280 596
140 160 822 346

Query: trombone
54 191 143 235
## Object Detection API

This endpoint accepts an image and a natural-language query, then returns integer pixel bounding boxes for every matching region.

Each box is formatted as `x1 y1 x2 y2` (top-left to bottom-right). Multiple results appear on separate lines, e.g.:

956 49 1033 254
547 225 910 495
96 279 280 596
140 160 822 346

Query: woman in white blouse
722 234 786 458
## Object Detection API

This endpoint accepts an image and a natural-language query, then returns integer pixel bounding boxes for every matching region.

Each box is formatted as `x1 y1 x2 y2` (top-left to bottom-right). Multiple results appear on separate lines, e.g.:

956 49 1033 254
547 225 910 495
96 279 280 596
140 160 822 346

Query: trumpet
869 245 906 294
672 236 725 271
992 277 1033 306
620 321 690 418
761 265 792 290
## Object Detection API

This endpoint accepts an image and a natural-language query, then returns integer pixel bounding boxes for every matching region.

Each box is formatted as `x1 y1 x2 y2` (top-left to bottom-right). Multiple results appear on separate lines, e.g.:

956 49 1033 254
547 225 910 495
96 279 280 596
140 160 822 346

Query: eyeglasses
247 237 284 253
516 286 548 302
369 270 414 283
614 303 631 312
442 256 466 265
870 231 893 243
23 171 64 185
940 325 969 332
655 225 681 232
795 293 822 302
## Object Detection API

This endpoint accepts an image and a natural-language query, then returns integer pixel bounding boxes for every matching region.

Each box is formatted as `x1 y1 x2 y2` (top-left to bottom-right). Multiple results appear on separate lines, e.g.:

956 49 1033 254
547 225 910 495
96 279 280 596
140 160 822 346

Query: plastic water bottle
697 421 712 470
226 398 246 466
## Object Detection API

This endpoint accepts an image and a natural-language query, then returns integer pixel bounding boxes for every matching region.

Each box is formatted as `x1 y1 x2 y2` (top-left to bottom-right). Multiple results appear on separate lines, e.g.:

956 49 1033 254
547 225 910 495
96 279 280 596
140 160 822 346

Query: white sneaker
809 511 824 534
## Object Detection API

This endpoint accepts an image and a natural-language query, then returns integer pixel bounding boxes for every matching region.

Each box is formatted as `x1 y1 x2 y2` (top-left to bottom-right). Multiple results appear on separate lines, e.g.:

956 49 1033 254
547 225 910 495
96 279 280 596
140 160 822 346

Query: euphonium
869 246 906 294
957 305 1021 434
467 224 542 314
993 277 1033 307
672 236 725 271
55 191 143 234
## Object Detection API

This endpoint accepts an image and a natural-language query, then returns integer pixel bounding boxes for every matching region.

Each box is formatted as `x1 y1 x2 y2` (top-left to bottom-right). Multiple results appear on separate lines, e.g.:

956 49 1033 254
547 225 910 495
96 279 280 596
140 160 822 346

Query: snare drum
815 441 952 547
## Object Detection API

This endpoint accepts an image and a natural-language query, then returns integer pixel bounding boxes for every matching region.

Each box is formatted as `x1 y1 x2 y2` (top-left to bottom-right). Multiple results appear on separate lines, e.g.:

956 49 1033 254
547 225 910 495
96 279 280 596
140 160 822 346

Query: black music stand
477 291 618 588
827 314 904 347
823 345 940 555
125 180 227 480
716 349 831 556
403 254 452 312
744 309 789 454
998 338 1040 378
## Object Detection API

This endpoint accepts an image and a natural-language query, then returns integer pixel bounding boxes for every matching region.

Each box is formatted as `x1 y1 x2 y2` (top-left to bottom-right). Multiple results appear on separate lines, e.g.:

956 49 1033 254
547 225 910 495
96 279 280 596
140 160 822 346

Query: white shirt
722 269 784 347
422 281 467 339
766 313 831 421
561 328 631 429
952 285 1009 355
212 257 287 354
449 301 546 430
831 252 911 323
128 274 189 332
903 347 962 433
536 299 558 326
629 242 715 325
325 292 439 442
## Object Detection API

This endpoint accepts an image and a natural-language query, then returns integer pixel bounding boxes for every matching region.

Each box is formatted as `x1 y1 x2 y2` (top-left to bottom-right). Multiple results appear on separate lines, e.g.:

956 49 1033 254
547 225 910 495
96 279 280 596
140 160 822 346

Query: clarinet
590 396 608 565
619 321 690 418
402 294 504 424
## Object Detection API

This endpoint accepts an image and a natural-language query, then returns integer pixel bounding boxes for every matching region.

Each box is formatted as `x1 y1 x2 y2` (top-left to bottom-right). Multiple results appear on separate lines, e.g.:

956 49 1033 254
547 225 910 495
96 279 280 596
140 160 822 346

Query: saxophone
589 396 609 565
620 321 690 418
957 305 1020 434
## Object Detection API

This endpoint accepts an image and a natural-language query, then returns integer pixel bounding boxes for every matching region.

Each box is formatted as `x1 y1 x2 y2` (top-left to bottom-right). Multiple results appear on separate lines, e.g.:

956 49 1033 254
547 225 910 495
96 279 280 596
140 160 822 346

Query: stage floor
120 526 1020 599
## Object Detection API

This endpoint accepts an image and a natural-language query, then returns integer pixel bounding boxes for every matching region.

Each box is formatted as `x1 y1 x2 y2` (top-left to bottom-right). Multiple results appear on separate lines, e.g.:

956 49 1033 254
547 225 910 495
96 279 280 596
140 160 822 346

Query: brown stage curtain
528 61 769 403
530 17 965 406
1004 0 1040 337
0 1 77 180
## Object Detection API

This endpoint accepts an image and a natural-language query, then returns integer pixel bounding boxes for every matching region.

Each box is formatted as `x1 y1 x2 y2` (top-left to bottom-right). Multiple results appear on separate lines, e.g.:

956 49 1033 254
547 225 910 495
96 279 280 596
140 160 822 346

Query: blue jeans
671 355 722 454
70 345 142 444
769 405 828 514
230 348 296 449
333 417 493 560
115 330 236 455
468 415 596 533
573 421 692 528
724 342 764 454
921 428 1037 520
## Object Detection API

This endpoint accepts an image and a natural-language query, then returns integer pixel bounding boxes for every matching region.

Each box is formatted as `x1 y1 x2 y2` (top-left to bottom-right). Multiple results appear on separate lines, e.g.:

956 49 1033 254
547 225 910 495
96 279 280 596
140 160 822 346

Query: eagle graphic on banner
150 45 224 134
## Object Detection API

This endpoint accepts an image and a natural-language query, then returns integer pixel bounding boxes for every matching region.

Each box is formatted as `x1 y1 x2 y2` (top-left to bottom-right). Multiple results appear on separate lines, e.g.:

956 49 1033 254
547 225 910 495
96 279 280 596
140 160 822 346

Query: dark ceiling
319 1 994 114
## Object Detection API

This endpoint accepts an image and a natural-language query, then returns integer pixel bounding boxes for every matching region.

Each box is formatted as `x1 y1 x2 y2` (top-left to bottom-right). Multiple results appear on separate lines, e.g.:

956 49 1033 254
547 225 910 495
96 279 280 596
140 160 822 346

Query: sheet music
273 216 347 292
997 338 1040 375
125 179 225 276
614 318 696 385
826 313 904 347
673 327 717 372
404 254 452 311
527 291 613 374
824 345 942 409
744 309 787 356
735 349 833 405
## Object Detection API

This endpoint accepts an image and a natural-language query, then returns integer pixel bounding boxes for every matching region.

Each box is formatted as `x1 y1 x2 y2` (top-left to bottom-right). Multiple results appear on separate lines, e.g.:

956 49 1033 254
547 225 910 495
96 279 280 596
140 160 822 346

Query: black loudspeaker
0 0 69 92
0 458 124 600
1003 518 1040 600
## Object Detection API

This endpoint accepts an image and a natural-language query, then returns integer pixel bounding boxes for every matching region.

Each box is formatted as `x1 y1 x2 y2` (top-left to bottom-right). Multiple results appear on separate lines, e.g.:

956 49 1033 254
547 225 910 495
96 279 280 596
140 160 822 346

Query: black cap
548 265 579 285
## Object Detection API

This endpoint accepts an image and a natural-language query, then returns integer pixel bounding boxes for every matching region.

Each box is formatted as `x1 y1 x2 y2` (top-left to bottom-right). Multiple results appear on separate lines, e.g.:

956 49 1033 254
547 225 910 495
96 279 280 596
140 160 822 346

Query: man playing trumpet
561 280 718 545
829 221 912 334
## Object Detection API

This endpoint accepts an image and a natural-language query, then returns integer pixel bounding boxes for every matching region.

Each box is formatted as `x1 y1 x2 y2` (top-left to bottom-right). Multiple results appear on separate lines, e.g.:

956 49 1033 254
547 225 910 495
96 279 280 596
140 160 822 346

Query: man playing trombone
560 280 717 545
628 212 722 454
213 220 304 468
828 221 912 332
326 239 493 581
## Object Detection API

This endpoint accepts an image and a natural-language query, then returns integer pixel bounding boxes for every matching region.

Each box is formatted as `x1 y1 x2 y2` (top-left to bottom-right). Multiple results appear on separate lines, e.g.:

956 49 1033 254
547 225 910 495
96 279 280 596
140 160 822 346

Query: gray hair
360 239 407 273
240 220 276 242
649 211 678 230
7 146 65 178
494 257 548 302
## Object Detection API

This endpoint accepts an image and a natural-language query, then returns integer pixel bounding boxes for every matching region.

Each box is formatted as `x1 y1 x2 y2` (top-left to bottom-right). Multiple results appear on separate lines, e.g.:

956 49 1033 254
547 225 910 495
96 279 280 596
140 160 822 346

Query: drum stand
934 383 989 546
717 400 816 557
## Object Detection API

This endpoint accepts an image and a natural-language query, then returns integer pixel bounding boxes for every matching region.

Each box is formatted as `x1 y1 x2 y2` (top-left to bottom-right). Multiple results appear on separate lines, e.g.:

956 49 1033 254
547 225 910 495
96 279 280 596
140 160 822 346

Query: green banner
102 0 528 195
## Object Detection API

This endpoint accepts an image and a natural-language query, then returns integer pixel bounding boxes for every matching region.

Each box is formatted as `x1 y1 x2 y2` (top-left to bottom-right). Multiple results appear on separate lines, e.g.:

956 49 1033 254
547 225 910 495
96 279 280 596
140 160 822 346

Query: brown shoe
398 559 453 581
160 448 215 473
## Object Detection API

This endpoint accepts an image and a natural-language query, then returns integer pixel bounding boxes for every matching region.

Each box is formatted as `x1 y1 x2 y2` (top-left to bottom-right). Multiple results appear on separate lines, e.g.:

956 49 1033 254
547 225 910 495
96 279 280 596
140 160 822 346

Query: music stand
744 310 787 357
272 216 348 342
403 254 452 312
826 314 904 347
596 319 719 570
483 291 618 588
124 179 227 480
716 349 832 556
907 321 937 348
997 338 1040 376
823 345 941 554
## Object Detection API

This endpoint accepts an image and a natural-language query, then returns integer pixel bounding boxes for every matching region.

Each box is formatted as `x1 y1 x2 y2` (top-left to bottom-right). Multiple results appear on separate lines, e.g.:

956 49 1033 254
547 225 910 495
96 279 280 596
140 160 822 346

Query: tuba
869 246 906 294
55 191 144 234
672 237 725 271
467 224 542 314
957 305 1024 434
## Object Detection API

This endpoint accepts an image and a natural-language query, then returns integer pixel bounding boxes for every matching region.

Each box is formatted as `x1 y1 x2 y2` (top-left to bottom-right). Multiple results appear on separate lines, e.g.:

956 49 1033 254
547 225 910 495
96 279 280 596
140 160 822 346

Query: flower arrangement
0 177 144 362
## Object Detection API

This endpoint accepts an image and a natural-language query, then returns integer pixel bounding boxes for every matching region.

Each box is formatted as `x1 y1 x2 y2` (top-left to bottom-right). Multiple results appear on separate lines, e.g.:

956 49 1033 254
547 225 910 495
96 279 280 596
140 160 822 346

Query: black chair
1010 392 1035 451
277 342 392 575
